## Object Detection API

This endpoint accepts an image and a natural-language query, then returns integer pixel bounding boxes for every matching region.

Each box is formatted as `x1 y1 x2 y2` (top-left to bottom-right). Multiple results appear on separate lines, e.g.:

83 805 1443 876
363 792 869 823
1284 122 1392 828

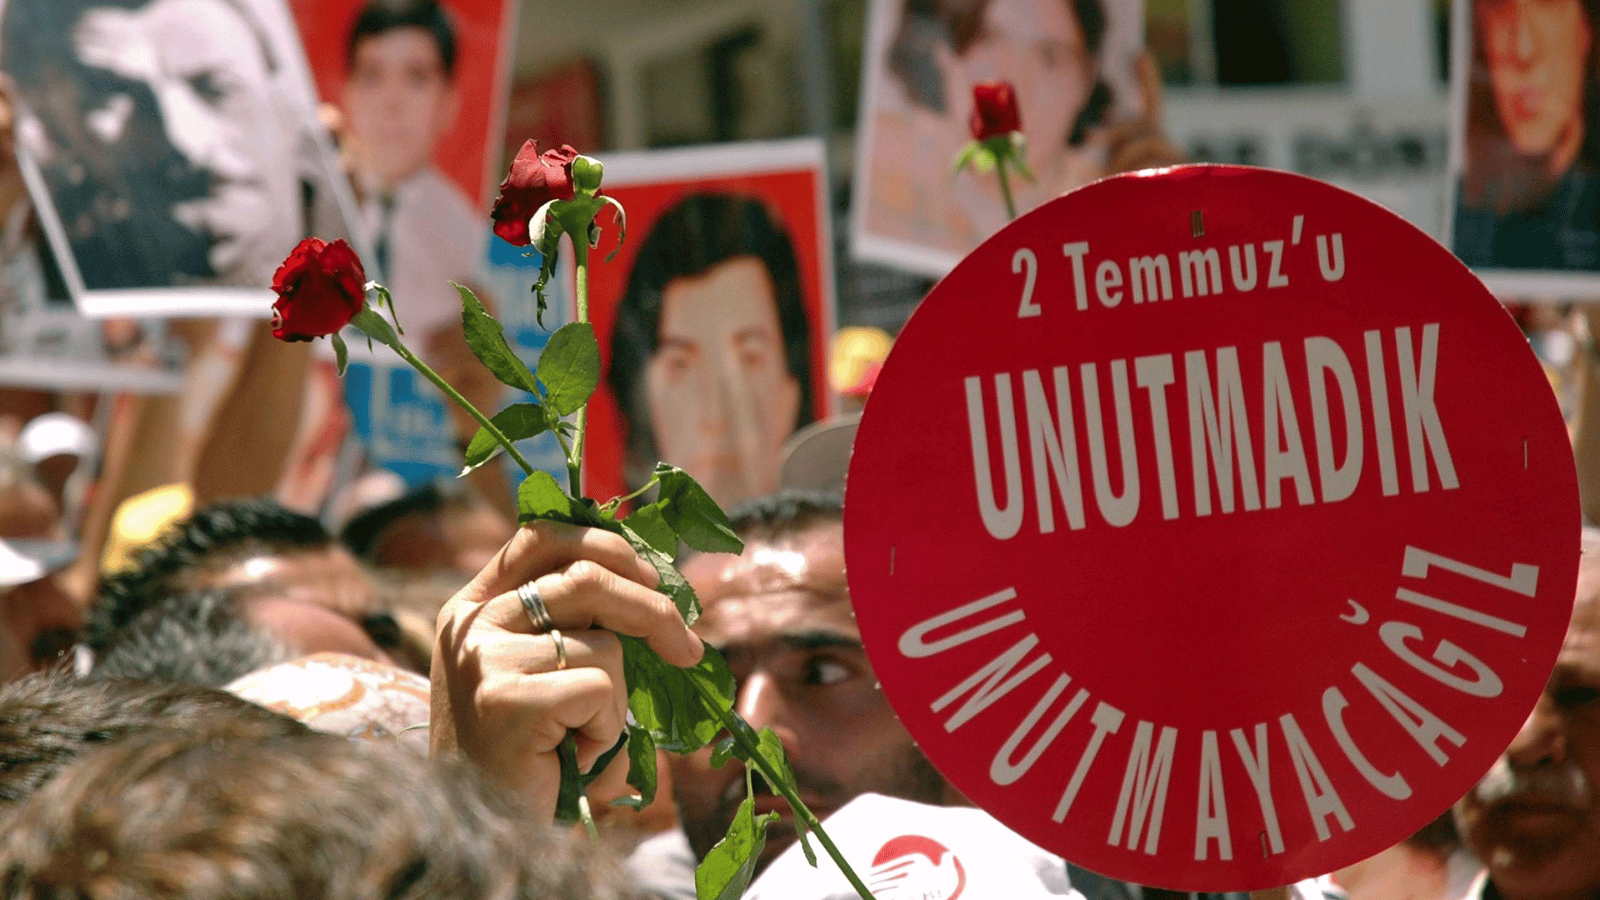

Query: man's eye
1554 684 1600 708
804 657 852 687
188 72 227 104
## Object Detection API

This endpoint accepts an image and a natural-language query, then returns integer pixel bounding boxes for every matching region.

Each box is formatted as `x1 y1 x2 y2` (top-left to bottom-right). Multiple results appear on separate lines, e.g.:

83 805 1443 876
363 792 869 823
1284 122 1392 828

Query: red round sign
844 165 1580 891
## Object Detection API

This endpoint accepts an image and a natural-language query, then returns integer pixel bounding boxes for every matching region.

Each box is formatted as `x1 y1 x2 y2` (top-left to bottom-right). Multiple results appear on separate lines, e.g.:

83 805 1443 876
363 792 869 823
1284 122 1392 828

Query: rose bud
269 237 367 342
969 81 1022 142
491 140 580 246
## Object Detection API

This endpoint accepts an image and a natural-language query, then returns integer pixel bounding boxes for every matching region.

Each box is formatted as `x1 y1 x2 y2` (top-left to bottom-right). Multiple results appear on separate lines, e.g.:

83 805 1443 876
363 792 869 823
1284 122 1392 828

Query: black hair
340 479 465 561
345 0 458 79
90 588 290 688
89 498 334 654
606 193 815 492
887 0 1112 146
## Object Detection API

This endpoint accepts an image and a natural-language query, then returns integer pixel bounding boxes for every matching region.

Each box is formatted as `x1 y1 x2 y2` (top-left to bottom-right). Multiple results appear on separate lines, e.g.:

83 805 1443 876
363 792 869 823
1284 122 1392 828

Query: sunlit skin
0 479 79 683
668 522 949 874
342 26 458 188
70 0 299 281
644 256 801 508
1478 0 1591 171
1455 547 1600 900
199 547 398 667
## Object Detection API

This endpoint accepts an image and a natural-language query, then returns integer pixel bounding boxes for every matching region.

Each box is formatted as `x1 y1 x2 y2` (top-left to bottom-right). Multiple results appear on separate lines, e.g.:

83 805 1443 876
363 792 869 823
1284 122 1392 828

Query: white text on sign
964 326 1457 540
897 545 1534 862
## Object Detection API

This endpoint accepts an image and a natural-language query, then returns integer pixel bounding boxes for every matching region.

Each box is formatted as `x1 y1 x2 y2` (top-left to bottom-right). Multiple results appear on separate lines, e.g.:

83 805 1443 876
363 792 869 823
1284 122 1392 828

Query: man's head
0 729 635 900
342 0 458 188
1476 0 1598 165
340 479 510 576
90 587 290 687
1454 531 1600 900
0 672 307 809
669 491 950 872
92 498 406 670
608 193 815 507
0 449 79 683
0 0 302 288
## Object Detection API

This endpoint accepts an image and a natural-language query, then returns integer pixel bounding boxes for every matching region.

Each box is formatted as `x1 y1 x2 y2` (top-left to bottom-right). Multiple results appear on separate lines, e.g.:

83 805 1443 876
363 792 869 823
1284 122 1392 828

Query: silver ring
550 629 568 671
517 581 554 633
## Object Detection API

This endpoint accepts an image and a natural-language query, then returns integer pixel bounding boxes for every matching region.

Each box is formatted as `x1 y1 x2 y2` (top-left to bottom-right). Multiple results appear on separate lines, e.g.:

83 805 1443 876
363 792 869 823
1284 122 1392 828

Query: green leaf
614 726 658 810
600 195 628 262
572 154 604 196
695 792 777 900
620 521 700 623
655 464 743 554
584 730 631 788
462 403 548 474
349 305 402 351
622 635 733 753
746 727 798 796
330 332 348 377
748 727 815 866
517 470 595 526
710 736 737 769
458 282 538 394
537 322 600 416
530 245 560 329
623 503 676 557
952 141 982 176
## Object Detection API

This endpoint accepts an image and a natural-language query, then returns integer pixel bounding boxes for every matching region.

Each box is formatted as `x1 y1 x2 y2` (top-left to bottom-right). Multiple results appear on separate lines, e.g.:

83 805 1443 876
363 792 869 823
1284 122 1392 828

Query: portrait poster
289 0 521 491
0 0 364 319
288 0 517 208
851 0 1148 277
1446 0 1600 299
580 139 837 510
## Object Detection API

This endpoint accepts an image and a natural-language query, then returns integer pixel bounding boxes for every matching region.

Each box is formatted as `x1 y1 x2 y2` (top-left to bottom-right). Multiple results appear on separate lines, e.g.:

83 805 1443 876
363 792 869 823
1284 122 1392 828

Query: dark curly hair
88 498 334 654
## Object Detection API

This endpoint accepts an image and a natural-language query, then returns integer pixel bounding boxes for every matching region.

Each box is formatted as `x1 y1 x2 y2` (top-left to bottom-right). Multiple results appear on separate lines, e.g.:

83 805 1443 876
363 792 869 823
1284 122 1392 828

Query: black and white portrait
0 0 360 316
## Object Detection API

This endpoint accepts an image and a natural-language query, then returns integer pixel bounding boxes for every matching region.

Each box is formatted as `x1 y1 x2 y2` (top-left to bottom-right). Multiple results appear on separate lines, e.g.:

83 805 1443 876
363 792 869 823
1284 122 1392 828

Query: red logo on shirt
868 835 967 900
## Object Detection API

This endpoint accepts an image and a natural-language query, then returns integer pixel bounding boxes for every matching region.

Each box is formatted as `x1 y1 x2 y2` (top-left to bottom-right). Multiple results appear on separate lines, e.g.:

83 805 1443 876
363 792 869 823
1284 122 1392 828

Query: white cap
0 536 76 588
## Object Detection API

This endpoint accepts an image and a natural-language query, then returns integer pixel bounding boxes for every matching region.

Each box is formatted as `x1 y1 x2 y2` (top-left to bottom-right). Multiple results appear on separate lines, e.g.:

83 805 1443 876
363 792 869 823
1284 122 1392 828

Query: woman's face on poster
947 0 1095 168
643 255 800 507
1479 0 1592 159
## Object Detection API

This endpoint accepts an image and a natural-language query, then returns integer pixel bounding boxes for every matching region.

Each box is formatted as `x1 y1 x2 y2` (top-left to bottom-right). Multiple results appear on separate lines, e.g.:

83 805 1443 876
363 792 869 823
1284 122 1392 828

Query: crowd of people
0 384 1594 900
0 0 1596 899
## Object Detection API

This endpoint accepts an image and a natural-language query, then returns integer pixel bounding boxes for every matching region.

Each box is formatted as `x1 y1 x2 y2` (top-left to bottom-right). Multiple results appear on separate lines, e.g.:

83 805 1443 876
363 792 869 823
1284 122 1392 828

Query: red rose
969 81 1022 141
270 238 367 342
491 140 580 246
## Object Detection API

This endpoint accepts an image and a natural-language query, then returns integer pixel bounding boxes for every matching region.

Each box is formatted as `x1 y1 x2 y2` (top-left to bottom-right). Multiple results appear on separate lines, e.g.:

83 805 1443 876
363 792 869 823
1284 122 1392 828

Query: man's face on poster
343 26 457 188
1479 0 1592 159
644 255 800 507
25 0 300 287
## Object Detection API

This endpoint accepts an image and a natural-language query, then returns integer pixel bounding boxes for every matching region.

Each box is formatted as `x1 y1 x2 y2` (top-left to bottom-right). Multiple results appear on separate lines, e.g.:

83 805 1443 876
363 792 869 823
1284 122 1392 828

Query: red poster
845 165 1580 890
288 0 514 206
580 141 836 510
